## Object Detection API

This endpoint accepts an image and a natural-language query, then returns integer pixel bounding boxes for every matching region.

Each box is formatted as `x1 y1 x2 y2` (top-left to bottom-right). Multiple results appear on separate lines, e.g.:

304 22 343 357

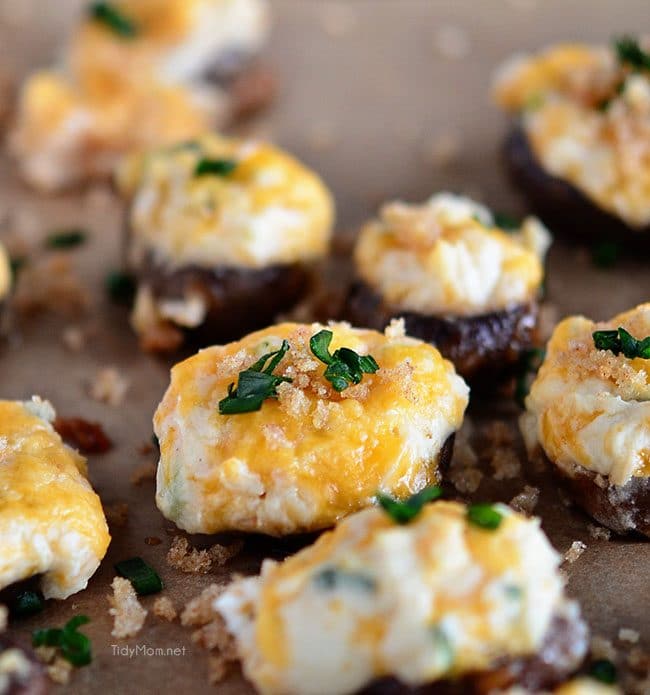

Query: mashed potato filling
354 193 550 316
494 42 650 229
523 303 650 486
154 321 468 535
118 134 334 270
0 398 110 599
215 501 567 695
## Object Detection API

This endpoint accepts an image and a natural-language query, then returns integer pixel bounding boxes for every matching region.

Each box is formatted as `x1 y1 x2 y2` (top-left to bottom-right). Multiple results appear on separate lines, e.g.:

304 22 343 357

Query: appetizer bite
522 303 650 536
0 398 110 599
216 499 588 694
494 37 650 244
10 0 271 191
117 135 335 352
154 321 468 535
347 193 551 382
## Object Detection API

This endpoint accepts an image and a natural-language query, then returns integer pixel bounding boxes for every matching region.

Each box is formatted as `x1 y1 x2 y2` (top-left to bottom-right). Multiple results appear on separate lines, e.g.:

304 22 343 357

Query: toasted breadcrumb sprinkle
0 605 6 632
108 577 147 639
180 584 225 627
384 318 406 339
509 485 540 515
563 540 587 564
47 656 72 685
587 523 612 541
591 635 618 662
449 465 483 494
90 367 130 407
104 502 129 528
619 628 640 644
61 325 87 352
153 597 177 622
167 537 243 574
490 447 522 480
130 462 157 485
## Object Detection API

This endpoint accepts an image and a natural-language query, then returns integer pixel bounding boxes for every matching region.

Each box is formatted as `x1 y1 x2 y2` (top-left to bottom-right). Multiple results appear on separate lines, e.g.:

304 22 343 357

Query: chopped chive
589 659 617 684
105 271 136 305
493 212 520 231
313 567 376 592
11 590 45 618
310 329 379 392
89 2 138 38
376 485 443 525
591 241 621 269
219 340 292 415
194 158 237 177
33 615 92 667
45 229 87 250
115 557 163 595
430 625 454 670
593 327 650 359
10 257 26 283
467 503 503 530
614 36 650 72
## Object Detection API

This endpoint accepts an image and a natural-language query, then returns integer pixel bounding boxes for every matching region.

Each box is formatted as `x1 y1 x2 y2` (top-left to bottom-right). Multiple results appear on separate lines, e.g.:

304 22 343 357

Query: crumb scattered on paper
90 367 129 406
167 537 243 574
153 597 177 622
563 540 587 564
130 462 156 486
108 577 147 639
509 485 540 515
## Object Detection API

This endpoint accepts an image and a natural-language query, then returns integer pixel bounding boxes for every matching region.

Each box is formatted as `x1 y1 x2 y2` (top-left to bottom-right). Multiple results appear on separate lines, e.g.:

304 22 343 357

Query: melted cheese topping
354 193 550 316
0 398 110 599
0 243 10 301
523 303 650 486
117 134 334 269
493 42 650 228
154 321 468 535
10 0 269 190
216 501 566 695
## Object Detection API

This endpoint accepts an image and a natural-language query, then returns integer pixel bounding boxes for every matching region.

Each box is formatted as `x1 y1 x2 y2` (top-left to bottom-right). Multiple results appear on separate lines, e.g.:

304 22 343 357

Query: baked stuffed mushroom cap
348 193 551 381
118 134 335 352
9 0 271 191
154 321 468 535
0 398 110 599
522 303 650 536
215 500 587 695
493 39 650 243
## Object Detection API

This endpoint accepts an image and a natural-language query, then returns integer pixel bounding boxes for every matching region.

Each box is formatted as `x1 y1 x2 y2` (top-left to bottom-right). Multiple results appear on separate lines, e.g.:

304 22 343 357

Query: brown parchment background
0 1 649 693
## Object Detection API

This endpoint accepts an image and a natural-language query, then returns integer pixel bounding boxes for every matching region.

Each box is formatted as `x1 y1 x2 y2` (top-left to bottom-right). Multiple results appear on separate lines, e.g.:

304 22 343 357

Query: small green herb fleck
524 92 544 111
591 241 621 269
11 590 45 618
219 340 292 414
504 584 523 600
593 327 650 359
430 625 454 670
45 229 87 250
310 329 379 392
589 659 617 684
313 567 376 592
89 2 138 38
493 212 520 231
467 503 503 530
514 347 545 408
376 485 443 525
194 158 237 177
105 271 136 305
115 557 163 595
10 257 26 283
614 36 650 72
33 615 92 667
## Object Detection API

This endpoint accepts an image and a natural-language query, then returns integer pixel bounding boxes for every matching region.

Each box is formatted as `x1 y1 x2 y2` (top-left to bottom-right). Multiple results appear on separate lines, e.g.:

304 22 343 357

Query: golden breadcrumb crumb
180 584 225 627
47 656 73 685
130 462 157 486
563 540 587 564
509 485 540 515
491 447 521 480
587 523 612 540
591 635 618 661
167 537 243 574
104 502 129 528
61 325 87 352
153 597 177 622
108 577 147 639
619 628 640 644
90 366 130 406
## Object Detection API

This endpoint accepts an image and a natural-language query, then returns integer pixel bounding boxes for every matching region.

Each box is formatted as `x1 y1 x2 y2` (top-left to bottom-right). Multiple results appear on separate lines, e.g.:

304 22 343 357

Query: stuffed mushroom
0 398 110 599
117 134 334 352
216 500 588 695
493 38 650 245
154 321 468 535
521 303 650 536
347 193 551 382
10 0 272 191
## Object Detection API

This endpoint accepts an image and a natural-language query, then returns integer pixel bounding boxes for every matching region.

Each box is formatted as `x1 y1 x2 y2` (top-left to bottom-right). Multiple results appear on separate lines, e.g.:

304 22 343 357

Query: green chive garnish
33 615 92 667
310 329 379 392
376 485 443 525
89 2 138 38
593 327 650 359
313 567 376 592
467 503 503 530
591 241 621 269
614 36 650 72
45 229 87 250
194 158 237 177
115 557 163 595
11 590 45 618
219 340 292 414
9 257 26 283
105 271 136 305
589 659 618 684
493 212 520 231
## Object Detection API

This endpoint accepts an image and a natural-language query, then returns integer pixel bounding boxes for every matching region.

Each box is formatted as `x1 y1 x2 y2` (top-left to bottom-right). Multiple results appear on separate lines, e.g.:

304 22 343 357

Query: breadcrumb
130 462 156 485
167 537 243 574
108 577 147 639
61 325 87 352
591 635 618 662
619 628 640 644
449 465 483 494
587 523 612 540
153 597 177 622
104 502 129 528
384 318 406 340
180 584 225 627
89 367 130 406
509 485 540 515
47 656 72 685
563 540 587 564
490 447 521 480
